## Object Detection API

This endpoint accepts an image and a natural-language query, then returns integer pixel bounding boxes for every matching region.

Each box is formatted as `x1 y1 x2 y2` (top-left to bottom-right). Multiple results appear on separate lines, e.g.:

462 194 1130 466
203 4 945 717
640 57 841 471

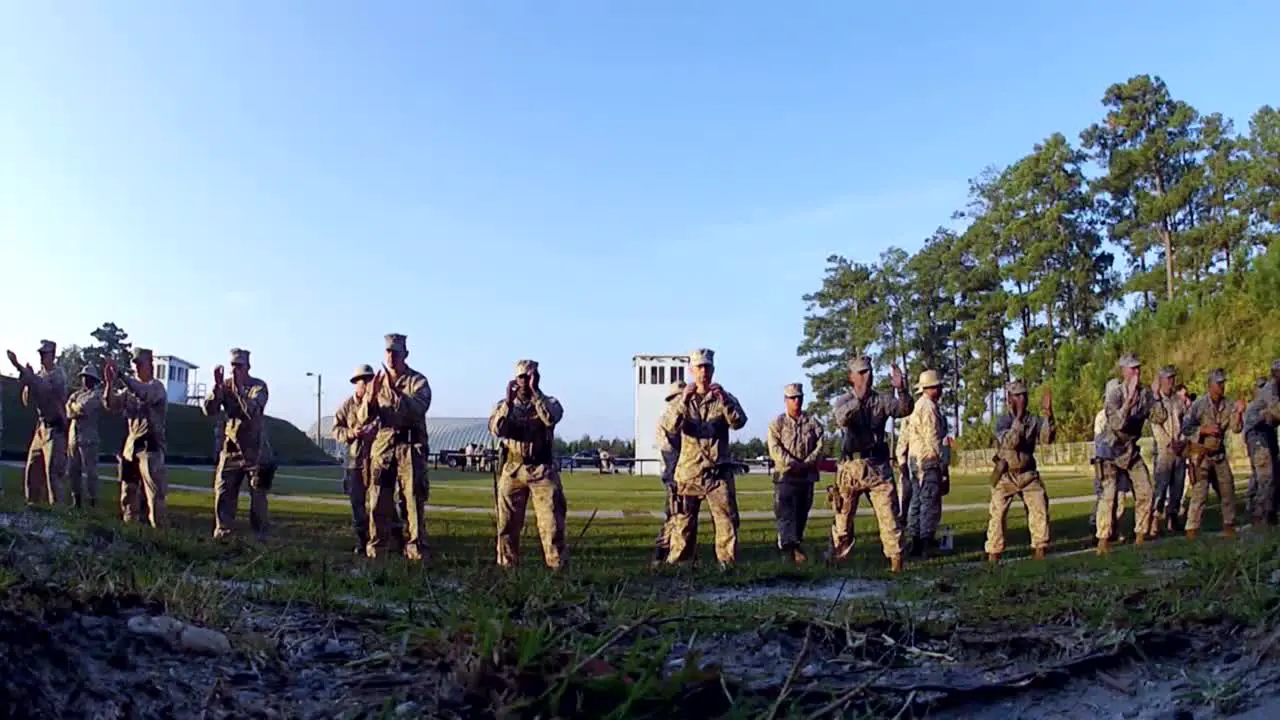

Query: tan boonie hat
689 348 714 367
1158 365 1177 379
38 340 56 355
80 365 101 381
915 369 943 391
847 356 872 373
1207 368 1227 384
230 348 251 366
385 333 407 352
350 364 375 383
1005 379 1028 395
784 383 803 398
664 381 687 401
1118 353 1141 369
132 348 153 363
514 359 538 376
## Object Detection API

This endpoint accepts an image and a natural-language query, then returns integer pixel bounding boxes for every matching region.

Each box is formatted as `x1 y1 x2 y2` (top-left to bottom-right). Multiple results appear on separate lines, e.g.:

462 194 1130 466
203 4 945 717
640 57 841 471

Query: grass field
2 461 1277 717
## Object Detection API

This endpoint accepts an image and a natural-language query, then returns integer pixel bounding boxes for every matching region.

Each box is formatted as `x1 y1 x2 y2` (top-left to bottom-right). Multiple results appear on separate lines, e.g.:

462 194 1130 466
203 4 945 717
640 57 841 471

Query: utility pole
306 371 323 453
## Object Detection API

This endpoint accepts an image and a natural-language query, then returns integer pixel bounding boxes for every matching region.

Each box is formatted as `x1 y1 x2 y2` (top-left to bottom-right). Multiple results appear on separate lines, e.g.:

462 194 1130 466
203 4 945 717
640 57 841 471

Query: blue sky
2 1 1276 441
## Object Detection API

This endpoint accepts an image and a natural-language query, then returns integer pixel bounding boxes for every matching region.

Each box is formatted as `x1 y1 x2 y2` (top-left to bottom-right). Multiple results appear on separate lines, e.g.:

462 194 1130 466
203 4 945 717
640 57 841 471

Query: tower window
673 366 685 383
650 366 660 384
638 366 646 384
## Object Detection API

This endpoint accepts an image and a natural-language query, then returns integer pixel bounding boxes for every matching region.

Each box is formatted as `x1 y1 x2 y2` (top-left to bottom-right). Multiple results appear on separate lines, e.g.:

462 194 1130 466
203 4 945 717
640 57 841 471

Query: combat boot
70 493 82 509
890 555 904 574
1096 538 1110 556
650 547 668 568
1033 548 1047 560
987 552 1001 564
907 537 923 558
793 546 808 565
1221 526 1236 539
1135 533 1145 545
1186 528 1198 539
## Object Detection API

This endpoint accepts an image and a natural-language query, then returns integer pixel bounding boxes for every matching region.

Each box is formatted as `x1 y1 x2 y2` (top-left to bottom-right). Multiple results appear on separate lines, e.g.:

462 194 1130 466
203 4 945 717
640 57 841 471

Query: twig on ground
765 627 811 720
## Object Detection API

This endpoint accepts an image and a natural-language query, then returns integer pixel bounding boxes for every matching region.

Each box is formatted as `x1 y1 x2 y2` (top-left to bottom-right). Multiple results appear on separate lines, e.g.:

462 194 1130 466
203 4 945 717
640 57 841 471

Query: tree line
798 74 1279 446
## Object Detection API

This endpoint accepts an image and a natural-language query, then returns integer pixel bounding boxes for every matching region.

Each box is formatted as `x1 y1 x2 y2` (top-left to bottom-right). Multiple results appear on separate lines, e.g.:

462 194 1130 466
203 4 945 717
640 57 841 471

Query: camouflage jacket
367 367 432 459
19 365 68 429
203 376 270 464
1098 379 1167 467
832 386 912 465
1180 394 1242 460
659 387 748 491
489 390 563 467
994 411 1056 474
66 387 103 446
332 393 374 469
105 376 168 461
767 411 824 482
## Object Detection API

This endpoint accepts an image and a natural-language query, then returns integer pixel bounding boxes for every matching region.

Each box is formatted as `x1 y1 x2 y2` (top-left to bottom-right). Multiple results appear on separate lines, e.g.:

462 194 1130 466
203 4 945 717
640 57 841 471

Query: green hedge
1 376 336 466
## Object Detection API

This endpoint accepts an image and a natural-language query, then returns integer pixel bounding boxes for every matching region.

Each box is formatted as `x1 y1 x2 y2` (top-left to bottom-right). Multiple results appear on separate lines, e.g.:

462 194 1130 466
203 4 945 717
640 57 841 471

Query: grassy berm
3 465 1280 719
0 375 333 465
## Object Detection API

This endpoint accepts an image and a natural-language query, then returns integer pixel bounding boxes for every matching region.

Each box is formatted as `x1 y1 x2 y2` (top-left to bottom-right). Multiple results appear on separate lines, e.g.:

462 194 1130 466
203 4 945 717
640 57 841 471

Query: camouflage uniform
366 334 433 560
1089 408 1105 529
652 382 685 563
893 416 912 527
489 359 567 569
985 380 1055 557
332 364 376 551
828 356 912 565
203 348 273 540
1095 355 1168 544
904 372 948 551
1150 367 1187 532
18 341 70 506
65 367 104 507
1242 384 1278 524
767 383 824 560
103 348 169 527
661 349 748 566
1180 370 1243 534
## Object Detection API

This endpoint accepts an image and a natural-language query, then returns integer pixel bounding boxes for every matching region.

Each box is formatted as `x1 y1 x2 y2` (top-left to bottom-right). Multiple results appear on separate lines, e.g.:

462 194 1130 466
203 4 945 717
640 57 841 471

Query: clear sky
2 1 1276 441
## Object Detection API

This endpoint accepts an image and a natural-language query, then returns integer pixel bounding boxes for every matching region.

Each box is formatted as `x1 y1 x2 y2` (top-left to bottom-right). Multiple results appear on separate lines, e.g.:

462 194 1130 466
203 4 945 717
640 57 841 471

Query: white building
153 355 204 405
632 354 689 471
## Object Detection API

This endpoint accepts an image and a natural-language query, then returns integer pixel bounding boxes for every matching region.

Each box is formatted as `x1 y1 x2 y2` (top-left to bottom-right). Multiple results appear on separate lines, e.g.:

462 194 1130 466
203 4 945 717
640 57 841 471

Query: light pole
306 371 323 453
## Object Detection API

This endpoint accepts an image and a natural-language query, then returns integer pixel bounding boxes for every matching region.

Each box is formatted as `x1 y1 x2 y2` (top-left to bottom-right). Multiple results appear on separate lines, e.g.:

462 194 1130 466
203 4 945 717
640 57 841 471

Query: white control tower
632 353 690 472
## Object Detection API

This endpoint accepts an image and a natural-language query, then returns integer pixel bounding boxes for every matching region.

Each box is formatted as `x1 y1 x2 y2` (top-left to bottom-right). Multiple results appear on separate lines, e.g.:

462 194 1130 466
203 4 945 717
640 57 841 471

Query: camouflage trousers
1097 459 1153 541
1152 449 1185 523
1186 456 1236 532
773 480 815 550
905 462 943 541
985 471 1050 554
120 451 167 528
894 464 912 528
653 482 676 558
1248 439 1278 524
829 459 903 561
25 425 68 506
668 472 740 565
213 451 270 540
496 462 567 569
343 465 369 547
368 443 429 560
67 441 100 505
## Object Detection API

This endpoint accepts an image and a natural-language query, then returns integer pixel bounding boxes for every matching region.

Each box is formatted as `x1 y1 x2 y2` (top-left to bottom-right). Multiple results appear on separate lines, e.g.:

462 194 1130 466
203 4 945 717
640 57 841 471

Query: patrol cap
915 369 943 390
38 340 56 355
1118 353 1141 369
514 359 539 376
229 348 251 366
350 364 375 383
784 383 803 398
80 365 101 381
1158 365 1177 379
385 334 407 352
664 381 686 401
1272 359 1280 372
1207 368 1227 384
132 348 153 364
847 356 872 373
1005 379 1028 395
689 348 715 367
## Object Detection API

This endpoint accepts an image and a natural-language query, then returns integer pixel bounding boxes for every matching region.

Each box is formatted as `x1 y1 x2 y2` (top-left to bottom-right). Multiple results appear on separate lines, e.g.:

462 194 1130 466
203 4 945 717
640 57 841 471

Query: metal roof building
308 415 496 460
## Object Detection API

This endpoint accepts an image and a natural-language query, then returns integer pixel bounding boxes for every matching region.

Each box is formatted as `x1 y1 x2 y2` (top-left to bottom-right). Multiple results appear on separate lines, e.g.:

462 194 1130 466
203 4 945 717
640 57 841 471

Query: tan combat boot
1033 548 1047 560
890 555 904 574
793 547 809 565
987 552 1001 564
1186 528 1198 539
1222 526 1236 538
1096 538 1110 556
1135 533 1145 546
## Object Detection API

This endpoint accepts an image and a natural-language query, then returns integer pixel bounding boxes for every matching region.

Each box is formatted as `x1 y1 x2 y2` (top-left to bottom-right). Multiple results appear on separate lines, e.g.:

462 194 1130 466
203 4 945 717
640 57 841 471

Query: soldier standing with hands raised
203 349 272 541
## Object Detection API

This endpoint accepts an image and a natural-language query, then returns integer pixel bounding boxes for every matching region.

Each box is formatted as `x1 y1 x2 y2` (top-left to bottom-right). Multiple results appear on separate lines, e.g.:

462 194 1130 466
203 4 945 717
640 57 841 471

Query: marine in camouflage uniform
985 380 1055 562
893 415 912 529
365 334 433 560
1180 368 1245 537
7 341 69 506
767 383 824 564
1242 377 1279 525
651 381 685 566
102 348 169 527
828 356 912 573
660 348 749 568
1095 353 1167 553
332 364 378 554
203 348 273 541
1150 366 1187 534
904 370 948 557
489 359 567 569
65 365 104 508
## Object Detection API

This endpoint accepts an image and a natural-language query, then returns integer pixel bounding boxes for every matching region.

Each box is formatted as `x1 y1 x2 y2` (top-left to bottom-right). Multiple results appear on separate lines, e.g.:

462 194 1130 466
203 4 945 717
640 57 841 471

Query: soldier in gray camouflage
767 383 824 564
1180 369 1245 537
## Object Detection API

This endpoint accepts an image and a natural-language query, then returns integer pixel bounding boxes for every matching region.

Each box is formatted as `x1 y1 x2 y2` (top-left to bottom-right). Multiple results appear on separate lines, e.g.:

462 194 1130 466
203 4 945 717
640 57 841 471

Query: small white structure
632 354 689 470
153 355 200 405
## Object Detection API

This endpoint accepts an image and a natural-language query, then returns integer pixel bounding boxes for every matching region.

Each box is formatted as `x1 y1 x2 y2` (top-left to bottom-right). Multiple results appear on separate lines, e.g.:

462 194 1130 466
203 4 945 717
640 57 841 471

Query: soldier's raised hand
682 382 698 401
889 365 904 389
506 380 518 403
103 362 116 383
212 364 225 388
5 350 19 371
708 382 725 402
529 367 541 392
1041 388 1053 414
1235 398 1247 415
